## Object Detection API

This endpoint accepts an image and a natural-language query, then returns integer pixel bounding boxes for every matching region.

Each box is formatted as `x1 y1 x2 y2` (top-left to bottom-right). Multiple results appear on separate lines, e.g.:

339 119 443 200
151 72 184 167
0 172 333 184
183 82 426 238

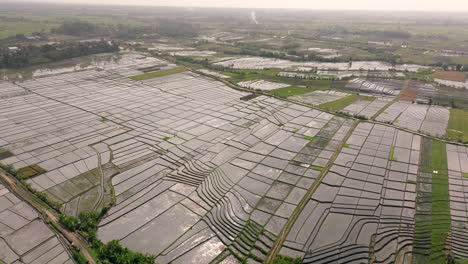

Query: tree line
0 40 119 68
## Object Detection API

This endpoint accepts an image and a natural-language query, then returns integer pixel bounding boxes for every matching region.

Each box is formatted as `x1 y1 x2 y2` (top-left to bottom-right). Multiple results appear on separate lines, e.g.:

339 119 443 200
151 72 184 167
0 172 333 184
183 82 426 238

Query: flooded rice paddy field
237 80 290 90
283 124 421 262
376 102 450 137
197 69 231 79
213 57 426 72
278 71 404 80
0 184 73 264
343 98 391 118
446 144 468 259
344 78 403 97
0 53 467 263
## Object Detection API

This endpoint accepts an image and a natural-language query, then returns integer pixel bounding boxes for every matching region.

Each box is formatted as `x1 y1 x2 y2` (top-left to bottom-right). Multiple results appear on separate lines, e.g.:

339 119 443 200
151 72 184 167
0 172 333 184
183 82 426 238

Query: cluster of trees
58 209 102 240
0 40 119 68
59 207 154 264
52 20 98 36
93 240 154 264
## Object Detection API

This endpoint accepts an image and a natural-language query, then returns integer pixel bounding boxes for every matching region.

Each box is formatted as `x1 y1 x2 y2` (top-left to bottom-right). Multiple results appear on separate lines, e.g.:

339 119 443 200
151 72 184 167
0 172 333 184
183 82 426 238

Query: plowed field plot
434 71 466 82
0 184 73 264
280 123 422 263
400 87 418 101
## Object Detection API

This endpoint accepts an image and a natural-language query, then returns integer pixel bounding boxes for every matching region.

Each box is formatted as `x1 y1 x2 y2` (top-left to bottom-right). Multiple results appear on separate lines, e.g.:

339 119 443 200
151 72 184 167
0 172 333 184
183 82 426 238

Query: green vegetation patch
388 147 398 161
271 254 302 264
429 141 450 264
129 67 188 81
414 139 451 263
0 148 13 160
99 117 110 122
59 214 79 231
93 240 154 264
447 109 468 143
462 173 468 178
312 166 324 171
319 94 373 112
17 164 47 179
163 137 171 141
222 68 281 83
304 136 314 140
268 86 315 97
72 251 88 264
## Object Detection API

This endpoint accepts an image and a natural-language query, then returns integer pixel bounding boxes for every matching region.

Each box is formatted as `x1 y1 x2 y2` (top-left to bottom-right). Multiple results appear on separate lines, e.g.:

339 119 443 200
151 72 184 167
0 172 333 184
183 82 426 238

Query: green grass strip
318 94 372 111
129 66 188 81
267 86 320 97
447 108 468 143
429 141 450 264
388 146 398 161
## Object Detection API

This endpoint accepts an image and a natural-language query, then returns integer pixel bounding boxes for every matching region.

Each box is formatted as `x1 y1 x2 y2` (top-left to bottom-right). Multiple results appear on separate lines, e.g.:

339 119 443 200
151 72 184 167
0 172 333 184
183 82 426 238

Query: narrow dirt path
264 120 360 263
90 145 105 211
0 171 96 264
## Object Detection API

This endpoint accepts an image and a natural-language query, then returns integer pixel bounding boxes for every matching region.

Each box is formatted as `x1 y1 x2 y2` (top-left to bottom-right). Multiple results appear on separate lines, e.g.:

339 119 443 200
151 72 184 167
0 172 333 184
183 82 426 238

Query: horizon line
3 0 468 14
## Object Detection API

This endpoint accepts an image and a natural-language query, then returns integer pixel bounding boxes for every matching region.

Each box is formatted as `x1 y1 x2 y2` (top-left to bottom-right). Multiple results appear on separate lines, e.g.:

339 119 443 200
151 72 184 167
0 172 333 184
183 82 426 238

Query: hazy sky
16 0 468 12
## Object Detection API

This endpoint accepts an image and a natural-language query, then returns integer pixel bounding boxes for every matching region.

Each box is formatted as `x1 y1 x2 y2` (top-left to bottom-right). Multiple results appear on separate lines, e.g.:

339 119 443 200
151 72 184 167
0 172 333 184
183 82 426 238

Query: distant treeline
0 40 119 68
51 20 198 39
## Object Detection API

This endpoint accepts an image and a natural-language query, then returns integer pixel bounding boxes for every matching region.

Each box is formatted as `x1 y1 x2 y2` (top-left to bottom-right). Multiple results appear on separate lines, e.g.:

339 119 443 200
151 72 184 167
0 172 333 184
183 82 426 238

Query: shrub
59 214 79 231
79 211 101 241
271 255 302 264
73 251 88 264
94 240 155 264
